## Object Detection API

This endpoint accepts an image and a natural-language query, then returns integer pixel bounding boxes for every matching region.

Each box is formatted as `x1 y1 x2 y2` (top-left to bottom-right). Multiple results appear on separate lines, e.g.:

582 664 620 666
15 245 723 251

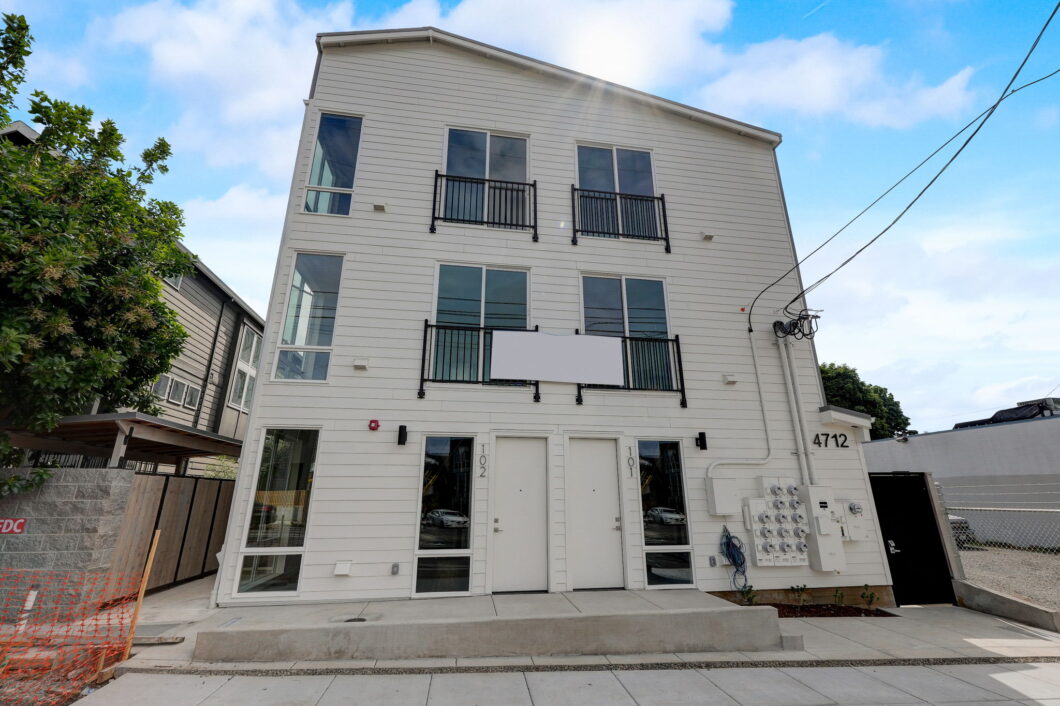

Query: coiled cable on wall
720 525 748 590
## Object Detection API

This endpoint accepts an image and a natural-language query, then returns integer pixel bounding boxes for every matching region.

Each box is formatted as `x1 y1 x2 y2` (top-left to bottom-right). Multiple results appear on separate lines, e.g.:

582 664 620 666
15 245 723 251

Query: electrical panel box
837 500 871 542
797 485 847 572
707 477 745 515
742 483 810 568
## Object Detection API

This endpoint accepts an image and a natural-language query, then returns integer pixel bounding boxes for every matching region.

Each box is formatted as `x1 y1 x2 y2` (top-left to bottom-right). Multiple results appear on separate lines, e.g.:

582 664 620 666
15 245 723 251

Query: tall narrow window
276 254 342 381
245 429 319 549
433 265 528 383
230 325 262 411
416 436 474 593
639 440 693 586
305 114 362 216
443 129 528 227
239 428 320 594
581 276 672 390
576 145 657 239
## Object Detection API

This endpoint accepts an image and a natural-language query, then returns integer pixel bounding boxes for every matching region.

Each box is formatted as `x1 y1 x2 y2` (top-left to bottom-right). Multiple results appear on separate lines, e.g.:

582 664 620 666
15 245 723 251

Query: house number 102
812 433 849 448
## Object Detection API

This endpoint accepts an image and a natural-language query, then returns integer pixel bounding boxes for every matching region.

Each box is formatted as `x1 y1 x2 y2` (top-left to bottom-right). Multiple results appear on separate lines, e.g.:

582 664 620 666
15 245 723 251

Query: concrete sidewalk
81 662 1060 705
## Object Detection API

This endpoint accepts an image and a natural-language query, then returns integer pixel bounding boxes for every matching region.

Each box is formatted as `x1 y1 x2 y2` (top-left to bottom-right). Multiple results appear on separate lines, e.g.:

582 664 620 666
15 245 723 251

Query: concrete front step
193 592 782 662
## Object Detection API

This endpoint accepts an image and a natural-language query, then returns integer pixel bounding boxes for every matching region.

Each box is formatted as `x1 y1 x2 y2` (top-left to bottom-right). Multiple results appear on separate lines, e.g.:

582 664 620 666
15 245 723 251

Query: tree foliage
0 14 192 472
819 362 911 440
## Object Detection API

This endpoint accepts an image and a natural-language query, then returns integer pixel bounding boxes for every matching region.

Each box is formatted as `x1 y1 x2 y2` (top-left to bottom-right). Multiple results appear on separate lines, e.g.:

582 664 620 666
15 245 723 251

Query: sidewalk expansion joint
117 655 1060 678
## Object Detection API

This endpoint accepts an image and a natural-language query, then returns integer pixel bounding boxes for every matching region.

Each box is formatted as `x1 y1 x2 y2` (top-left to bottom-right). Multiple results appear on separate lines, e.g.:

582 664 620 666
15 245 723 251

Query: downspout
778 337 811 487
783 337 818 485
193 298 231 429
705 328 775 480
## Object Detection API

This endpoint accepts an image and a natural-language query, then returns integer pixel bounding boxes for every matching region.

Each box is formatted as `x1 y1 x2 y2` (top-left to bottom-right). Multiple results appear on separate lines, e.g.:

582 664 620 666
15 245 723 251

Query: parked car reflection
423 509 470 528
645 506 686 525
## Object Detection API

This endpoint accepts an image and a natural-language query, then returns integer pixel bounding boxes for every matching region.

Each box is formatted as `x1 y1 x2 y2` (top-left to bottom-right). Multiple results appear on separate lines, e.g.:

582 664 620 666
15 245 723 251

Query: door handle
494 527 503 533
613 524 621 531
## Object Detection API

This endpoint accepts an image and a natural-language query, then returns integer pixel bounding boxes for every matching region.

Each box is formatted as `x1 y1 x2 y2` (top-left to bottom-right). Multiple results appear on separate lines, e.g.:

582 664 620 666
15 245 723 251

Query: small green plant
860 584 878 611
201 455 238 480
737 584 758 606
833 588 845 606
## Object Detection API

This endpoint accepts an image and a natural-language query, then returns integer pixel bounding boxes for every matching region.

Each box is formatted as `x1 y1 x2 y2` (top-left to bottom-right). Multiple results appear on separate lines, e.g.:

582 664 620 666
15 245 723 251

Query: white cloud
26 49 90 89
366 0 731 90
805 207 1060 431
108 0 355 180
181 184 289 315
698 33 974 127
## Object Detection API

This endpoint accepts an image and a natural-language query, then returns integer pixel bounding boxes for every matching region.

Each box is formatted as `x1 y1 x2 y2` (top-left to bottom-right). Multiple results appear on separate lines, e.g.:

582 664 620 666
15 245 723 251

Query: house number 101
812 433 849 448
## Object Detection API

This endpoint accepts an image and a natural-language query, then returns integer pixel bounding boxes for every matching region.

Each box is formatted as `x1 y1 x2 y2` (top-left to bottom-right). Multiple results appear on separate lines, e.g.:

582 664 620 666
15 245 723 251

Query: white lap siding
214 38 889 604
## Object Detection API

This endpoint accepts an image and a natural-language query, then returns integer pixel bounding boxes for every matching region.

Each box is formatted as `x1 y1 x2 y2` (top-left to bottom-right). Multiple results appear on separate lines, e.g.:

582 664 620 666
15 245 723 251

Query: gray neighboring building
864 398 1060 547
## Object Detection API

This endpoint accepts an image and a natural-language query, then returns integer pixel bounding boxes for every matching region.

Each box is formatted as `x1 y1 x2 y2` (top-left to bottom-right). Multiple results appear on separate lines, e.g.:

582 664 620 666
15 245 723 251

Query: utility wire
745 67 1059 332
748 66 1060 331
780 2 1060 318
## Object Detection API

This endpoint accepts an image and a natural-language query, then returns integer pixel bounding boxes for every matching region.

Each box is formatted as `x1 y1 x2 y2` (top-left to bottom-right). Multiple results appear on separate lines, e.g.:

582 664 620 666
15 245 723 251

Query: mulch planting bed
766 603 896 617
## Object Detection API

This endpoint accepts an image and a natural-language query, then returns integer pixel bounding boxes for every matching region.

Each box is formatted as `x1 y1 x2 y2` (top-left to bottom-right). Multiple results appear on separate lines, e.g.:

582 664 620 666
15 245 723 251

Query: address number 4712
812 433 849 448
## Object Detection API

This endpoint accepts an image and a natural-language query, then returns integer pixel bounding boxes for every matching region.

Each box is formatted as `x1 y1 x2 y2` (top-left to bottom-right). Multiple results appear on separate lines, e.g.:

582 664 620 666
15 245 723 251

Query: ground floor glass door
492 437 548 592
567 438 624 589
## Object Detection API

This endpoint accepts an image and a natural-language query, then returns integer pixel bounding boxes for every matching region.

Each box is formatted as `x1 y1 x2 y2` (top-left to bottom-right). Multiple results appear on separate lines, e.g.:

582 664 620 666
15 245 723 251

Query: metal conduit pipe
777 336 811 487
784 337 819 486
705 328 775 480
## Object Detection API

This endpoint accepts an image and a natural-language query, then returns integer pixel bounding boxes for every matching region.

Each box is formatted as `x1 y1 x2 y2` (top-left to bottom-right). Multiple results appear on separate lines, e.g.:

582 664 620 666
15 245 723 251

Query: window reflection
645 551 693 586
418 437 473 550
239 554 302 593
416 556 471 593
246 429 319 548
639 440 688 546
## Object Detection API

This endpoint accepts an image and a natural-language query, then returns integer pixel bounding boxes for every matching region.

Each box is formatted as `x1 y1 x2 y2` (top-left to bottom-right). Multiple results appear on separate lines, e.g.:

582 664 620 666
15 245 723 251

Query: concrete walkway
81 662 1060 704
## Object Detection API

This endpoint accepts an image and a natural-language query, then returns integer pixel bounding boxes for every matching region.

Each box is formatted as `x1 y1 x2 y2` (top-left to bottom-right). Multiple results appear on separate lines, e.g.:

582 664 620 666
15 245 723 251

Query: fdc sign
0 518 26 534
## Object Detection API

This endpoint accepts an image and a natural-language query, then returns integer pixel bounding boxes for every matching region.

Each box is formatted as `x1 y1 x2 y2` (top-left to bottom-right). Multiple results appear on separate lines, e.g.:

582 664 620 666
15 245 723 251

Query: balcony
576 334 687 407
430 171 538 239
418 321 540 401
571 187 671 252
418 322 687 407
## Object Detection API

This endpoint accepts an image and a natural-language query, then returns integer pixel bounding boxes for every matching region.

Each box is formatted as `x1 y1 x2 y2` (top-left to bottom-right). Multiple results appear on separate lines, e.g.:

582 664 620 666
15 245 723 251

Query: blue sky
6 0 1059 431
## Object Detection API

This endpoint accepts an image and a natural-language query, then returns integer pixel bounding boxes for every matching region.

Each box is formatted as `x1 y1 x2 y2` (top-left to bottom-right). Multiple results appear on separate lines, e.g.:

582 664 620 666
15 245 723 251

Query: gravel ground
960 546 1060 610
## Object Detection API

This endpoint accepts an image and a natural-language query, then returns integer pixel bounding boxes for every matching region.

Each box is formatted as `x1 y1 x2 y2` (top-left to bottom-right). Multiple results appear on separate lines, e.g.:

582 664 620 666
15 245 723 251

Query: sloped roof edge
315 27 782 147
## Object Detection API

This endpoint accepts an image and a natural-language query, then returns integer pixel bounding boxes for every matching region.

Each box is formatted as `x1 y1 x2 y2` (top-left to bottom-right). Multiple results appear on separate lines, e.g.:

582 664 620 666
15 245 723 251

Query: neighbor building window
576 145 657 239
229 325 262 411
443 129 529 227
239 428 320 594
582 275 673 389
163 274 183 289
304 113 362 215
433 264 527 383
639 440 693 586
275 253 343 381
415 436 474 593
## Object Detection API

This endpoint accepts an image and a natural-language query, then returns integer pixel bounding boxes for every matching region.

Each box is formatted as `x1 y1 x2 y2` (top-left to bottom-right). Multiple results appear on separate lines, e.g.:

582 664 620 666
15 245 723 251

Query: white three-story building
213 27 892 605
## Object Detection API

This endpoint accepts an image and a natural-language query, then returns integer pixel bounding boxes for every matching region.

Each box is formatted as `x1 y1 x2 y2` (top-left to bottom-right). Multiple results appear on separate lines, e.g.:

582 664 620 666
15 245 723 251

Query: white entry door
492 437 548 592
567 438 624 589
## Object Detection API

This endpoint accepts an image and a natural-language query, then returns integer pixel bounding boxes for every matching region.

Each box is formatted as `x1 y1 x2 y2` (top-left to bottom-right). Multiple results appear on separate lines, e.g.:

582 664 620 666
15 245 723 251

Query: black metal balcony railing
417 321 687 407
571 186 670 253
576 333 687 408
430 171 538 239
418 321 540 401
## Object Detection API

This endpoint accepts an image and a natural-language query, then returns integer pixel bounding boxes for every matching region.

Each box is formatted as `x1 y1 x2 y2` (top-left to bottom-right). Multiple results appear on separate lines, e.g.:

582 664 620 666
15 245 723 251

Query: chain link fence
942 503 1060 611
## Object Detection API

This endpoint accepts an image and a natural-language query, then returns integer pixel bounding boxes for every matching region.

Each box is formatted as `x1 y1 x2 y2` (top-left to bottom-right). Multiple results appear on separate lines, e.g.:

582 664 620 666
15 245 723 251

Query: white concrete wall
214 38 890 605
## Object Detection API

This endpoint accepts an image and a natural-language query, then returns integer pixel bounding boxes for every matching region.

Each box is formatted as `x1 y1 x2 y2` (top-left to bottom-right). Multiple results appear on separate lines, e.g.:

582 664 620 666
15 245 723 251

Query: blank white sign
490 331 624 386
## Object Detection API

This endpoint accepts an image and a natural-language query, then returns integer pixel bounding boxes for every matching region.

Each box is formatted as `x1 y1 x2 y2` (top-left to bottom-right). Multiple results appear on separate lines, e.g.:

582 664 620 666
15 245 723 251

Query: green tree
819 363 911 440
0 14 192 489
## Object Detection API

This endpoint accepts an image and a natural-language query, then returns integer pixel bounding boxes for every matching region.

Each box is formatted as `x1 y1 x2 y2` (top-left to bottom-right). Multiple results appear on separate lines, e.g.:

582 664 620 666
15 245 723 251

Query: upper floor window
432 264 528 383
229 325 262 412
163 274 183 290
304 113 362 216
574 145 668 248
153 373 201 410
438 129 531 229
275 253 343 381
582 276 674 391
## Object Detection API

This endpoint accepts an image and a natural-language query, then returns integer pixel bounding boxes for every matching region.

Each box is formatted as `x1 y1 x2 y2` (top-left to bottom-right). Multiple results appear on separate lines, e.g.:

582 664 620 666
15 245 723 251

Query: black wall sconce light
695 432 708 450
398 425 408 446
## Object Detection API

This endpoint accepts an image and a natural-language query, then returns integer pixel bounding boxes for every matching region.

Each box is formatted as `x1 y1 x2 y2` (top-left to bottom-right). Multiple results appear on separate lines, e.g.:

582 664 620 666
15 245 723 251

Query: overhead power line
778 1 1060 318
746 65 1060 332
